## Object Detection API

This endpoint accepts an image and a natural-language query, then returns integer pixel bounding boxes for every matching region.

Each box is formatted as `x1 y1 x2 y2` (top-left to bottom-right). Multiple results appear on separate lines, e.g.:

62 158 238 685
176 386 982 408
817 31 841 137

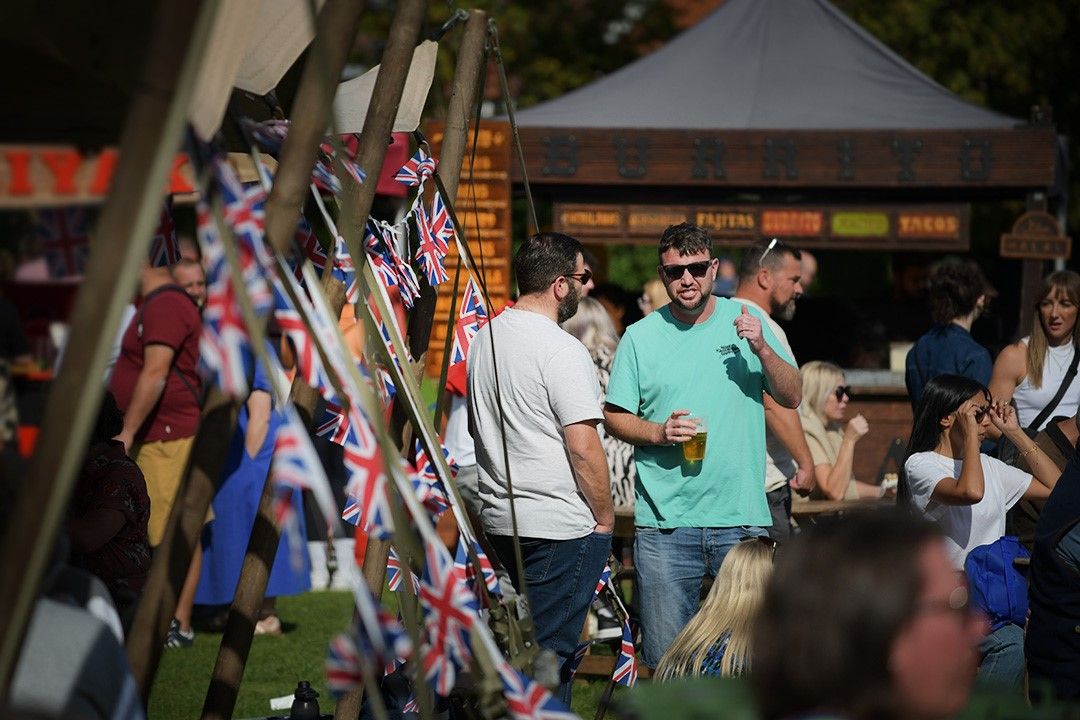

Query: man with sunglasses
732 239 815 542
468 231 612 705
604 222 802 667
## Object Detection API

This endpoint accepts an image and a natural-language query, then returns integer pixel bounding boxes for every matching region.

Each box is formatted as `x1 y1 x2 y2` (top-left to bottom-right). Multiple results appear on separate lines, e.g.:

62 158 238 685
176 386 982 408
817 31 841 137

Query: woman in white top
989 270 1080 434
902 374 1060 569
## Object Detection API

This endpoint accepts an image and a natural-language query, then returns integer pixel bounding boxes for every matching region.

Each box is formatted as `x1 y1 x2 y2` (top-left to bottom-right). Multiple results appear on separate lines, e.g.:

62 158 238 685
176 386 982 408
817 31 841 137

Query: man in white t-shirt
731 238 815 542
467 231 613 706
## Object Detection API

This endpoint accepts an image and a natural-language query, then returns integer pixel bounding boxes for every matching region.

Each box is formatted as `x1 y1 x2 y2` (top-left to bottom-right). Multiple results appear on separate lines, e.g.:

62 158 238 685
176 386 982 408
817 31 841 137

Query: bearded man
603 222 801 667
467 231 613 705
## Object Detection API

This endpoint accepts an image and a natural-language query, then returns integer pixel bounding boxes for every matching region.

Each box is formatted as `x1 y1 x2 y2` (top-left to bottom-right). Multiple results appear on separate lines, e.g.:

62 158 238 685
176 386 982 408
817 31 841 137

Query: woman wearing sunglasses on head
798 361 886 500
902 374 1060 570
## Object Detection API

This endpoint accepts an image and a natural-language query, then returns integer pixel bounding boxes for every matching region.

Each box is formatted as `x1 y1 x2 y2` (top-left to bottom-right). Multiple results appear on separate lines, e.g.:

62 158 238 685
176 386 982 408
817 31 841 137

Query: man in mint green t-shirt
605 222 801 667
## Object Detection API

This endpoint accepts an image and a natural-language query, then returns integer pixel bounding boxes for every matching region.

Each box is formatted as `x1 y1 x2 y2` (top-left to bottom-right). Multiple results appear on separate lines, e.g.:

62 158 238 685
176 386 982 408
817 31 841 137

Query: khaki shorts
132 436 212 545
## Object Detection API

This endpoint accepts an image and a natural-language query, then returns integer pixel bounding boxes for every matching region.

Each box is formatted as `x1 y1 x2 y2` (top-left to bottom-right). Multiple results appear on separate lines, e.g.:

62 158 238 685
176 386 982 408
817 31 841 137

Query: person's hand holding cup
682 416 707 462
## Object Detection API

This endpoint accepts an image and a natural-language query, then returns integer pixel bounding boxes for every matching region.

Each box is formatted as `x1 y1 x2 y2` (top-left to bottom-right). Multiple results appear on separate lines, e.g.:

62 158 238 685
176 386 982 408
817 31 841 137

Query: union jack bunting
37 206 90 277
197 201 252 396
331 234 359 303
412 439 455 515
316 398 351 446
293 215 327 280
413 200 449 286
450 278 489 366
341 412 393 541
612 621 638 687
429 189 456 250
393 147 436 187
272 404 339 533
496 661 577 720
402 696 418 714
419 537 479 696
148 198 181 267
273 278 334 398
326 633 362 697
593 564 613 601
561 641 590 681
386 546 419 594
375 223 421 308
350 583 412 667
452 537 501 600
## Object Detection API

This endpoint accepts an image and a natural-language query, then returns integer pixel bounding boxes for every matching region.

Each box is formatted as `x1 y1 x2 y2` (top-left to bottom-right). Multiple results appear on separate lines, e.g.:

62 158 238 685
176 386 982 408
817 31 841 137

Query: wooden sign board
425 121 513 375
1000 210 1071 260
555 202 969 251
515 128 1057 189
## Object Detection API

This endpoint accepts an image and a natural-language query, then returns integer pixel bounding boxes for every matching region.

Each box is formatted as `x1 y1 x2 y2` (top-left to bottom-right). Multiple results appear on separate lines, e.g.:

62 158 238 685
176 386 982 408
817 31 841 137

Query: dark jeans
766 485 792 543
489 531 612 706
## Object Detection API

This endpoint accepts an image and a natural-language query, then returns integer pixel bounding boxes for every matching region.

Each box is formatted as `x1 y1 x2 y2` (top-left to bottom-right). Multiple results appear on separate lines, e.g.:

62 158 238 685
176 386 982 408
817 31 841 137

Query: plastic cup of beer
682 417 707 462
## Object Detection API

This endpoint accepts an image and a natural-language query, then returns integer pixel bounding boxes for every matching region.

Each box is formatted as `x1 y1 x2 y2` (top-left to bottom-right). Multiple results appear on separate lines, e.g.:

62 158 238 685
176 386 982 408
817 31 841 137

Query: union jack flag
350 582 412 667
452 538 501 601
561 641 590 681
394 147 436 187
374 223 421 309
272 404 339 533
293 214 327 280
593 564 612 601
148 198 180 267
197 200 252 396
612 621 638 687
412 439 455 515
413 200 449 286
402 696 418 714
429 189 456 250
496 661 577 720
386 546 419 594
316 398 351 445
419 537 479 696
340 408 393 540
37 206 90 277
450 278 488 366
331 234 359 303
326 633 362 697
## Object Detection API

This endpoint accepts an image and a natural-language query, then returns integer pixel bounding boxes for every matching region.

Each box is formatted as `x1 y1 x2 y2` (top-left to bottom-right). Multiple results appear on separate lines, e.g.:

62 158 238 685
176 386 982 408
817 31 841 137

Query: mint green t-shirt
606 298 795 528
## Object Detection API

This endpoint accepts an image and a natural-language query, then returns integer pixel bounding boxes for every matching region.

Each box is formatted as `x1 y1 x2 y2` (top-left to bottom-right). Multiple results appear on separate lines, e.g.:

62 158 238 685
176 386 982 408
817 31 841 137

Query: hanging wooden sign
999 210 1071 260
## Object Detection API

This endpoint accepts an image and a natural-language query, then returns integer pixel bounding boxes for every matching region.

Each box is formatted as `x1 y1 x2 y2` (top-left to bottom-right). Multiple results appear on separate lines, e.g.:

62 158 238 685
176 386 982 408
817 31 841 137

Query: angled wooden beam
0 0 221 697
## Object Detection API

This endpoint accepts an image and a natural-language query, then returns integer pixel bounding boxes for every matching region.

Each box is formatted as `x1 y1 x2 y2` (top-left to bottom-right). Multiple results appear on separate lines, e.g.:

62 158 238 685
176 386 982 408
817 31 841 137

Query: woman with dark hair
903 374 1060 568
752 512 986 720
989 270 1080 435
903 374 1060 689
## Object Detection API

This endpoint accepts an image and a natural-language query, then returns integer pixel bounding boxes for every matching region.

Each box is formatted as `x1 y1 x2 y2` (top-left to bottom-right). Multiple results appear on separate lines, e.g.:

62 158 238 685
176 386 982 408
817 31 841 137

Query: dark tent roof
514 0 1018 130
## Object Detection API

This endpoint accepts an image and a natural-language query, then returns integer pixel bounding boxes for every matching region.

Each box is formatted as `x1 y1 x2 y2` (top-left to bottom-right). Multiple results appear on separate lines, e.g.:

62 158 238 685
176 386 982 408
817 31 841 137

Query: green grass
150 592 355 719
147 590 614 720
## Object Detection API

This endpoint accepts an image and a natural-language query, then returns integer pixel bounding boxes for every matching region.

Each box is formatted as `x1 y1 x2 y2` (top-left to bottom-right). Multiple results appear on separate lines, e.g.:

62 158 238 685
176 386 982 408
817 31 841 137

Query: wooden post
0 0 220 697
356 5 487 598
404 10 487 361
263 0 368 256
126 389 239 698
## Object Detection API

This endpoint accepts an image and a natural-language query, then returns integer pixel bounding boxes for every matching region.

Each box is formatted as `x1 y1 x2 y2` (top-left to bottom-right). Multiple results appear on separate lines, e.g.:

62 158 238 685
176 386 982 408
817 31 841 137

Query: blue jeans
635 525 767 667
489 531 612 706
977 623 1025 691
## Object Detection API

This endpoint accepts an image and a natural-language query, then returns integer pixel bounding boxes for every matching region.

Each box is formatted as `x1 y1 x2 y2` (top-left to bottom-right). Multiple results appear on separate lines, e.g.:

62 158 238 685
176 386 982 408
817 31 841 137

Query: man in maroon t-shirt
109 262 203 647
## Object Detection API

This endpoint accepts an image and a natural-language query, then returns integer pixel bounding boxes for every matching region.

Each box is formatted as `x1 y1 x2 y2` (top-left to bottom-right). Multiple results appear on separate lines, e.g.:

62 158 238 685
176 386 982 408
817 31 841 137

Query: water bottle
289 680 320 720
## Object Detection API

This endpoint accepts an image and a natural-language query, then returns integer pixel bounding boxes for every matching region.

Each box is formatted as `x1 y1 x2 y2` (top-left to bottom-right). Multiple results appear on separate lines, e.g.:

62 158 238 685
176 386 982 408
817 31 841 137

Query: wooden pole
126 389 239 699
355 5 487 601
0 0 220 697
405 9 487 361
263 0 367 256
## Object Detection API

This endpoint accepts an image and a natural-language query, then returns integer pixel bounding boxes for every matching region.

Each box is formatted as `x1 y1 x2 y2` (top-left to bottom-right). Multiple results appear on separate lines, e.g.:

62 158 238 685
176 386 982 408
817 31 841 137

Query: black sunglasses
834 385 853 401
565 269 592 286
661 261 712 281
973 405 990 423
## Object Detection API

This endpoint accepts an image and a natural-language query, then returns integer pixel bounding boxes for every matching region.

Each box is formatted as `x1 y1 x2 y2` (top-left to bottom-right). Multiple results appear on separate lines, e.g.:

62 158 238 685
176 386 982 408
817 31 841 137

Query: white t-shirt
904 451 1031 568
467 308 604 539
443 394 475 466
731 296 798 492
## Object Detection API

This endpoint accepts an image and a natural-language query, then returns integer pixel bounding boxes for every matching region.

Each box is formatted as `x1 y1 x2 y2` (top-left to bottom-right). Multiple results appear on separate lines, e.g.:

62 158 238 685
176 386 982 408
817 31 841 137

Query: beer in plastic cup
682 417 707 462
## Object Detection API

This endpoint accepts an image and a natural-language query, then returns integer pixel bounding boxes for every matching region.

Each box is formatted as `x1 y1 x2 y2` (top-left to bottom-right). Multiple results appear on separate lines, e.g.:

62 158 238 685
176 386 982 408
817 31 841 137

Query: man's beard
776 299 797 321
671 289 708 314
557 285 581 323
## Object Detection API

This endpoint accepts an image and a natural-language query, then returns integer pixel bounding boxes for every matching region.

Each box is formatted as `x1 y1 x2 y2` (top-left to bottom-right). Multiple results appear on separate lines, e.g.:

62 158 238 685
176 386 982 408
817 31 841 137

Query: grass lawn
148 590 615 720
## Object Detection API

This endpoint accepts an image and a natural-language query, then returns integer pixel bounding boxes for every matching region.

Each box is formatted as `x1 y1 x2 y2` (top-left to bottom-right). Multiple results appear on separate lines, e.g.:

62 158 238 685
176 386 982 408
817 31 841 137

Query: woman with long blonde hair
798 361 885 500
989 270 1080 435
654 537 774 679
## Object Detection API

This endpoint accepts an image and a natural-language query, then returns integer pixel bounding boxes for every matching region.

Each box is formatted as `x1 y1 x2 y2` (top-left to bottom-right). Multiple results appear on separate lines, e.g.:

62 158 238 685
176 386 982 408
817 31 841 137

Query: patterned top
595 344 636 511
701 632 740 677
69 441 152 598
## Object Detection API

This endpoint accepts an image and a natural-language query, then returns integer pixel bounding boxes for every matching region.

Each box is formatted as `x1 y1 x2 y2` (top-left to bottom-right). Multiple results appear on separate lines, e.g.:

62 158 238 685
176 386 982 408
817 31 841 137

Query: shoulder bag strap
137 285 202 407
1028 343 1080 432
